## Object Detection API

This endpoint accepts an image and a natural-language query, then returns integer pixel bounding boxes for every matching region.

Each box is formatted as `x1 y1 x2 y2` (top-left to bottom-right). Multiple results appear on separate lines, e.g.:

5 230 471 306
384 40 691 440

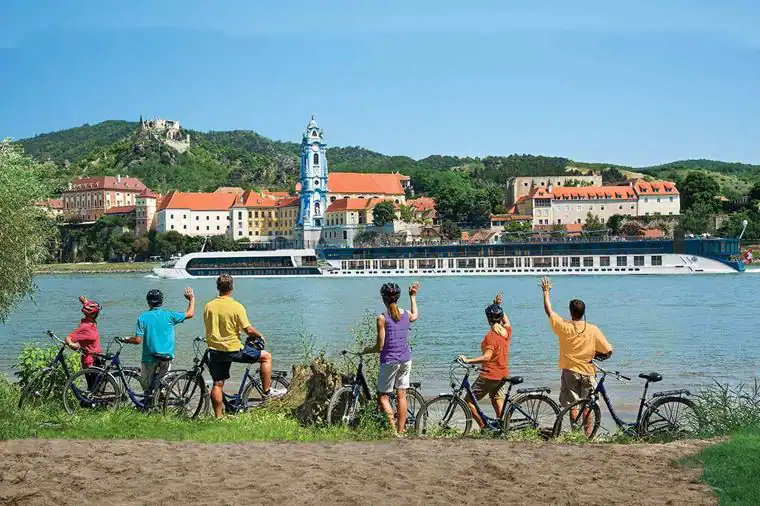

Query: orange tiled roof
158 191 238 211
549 186 637 201
632 179 679 195
262 191 290 198
236 191 299 208
215 187 245 194
407 196 435 211
565 223 584 233
35 198 63 209
469 229 498 242
105 205 136 215
530 187 552 199
64 176 147 192
296 172 406 195
138 188 159 199
642 228 665 238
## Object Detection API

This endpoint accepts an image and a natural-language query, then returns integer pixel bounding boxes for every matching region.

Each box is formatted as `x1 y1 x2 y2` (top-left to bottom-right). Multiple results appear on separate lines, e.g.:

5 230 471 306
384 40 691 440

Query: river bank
35 262 158 274
0 438 715 505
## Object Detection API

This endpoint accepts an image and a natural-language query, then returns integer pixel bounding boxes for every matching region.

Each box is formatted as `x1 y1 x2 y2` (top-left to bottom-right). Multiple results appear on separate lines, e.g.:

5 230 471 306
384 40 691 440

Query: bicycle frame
590 364 656 434
344 355 372 404
453 366 537 431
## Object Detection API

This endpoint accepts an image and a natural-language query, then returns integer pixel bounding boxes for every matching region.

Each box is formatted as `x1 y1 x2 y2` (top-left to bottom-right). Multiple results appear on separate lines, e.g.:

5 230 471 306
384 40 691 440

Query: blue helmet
146 289 163 307
485 304 504 324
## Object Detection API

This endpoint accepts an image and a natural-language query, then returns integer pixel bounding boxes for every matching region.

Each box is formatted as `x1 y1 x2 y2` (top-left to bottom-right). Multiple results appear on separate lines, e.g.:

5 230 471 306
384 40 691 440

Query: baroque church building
294 116 409 248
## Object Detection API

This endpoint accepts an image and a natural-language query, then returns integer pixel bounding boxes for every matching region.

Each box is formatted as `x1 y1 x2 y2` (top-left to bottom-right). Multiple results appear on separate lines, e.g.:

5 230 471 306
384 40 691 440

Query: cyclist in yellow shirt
204 274 285 419
540 277 612 433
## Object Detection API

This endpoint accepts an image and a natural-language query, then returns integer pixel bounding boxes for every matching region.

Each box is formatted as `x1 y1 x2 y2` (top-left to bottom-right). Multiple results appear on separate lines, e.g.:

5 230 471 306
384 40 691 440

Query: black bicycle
164 337 290 418
18 331 84 409
62 337 180 414
552 360 700 440
326 350 425 431
414 358 559 437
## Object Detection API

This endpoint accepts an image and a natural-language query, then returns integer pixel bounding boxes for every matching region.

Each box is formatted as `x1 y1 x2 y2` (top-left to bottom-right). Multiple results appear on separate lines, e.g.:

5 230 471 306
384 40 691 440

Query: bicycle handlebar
46 330 65 346
591 360 631 382
454 357 478 370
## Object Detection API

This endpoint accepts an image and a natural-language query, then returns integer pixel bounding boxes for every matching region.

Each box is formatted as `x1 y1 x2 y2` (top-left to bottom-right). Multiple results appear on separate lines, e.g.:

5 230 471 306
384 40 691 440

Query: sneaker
266 387 288 398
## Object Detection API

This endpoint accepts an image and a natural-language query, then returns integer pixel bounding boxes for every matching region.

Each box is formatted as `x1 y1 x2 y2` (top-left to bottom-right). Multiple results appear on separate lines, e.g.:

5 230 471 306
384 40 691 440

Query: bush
14 343 80 387
692 380 760 436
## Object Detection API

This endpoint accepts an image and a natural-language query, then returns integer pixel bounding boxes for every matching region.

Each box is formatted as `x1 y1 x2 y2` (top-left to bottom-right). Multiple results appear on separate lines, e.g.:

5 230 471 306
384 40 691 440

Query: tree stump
293 355 344 425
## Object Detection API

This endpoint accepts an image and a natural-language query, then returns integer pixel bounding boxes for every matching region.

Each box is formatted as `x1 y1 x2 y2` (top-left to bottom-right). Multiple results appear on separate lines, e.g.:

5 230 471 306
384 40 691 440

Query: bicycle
61 337 179 414
415 358 559 437
18 330 85 409
326 350 425 431
164 337 290 418
552 360 700 440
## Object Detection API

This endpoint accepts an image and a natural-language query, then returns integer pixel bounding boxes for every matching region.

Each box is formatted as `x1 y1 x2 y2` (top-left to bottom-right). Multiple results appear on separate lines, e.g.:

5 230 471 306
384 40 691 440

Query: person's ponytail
388 302 401 322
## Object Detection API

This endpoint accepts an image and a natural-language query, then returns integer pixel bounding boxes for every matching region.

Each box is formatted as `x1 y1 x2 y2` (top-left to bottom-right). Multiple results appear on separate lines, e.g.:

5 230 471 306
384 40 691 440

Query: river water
1 273 758 418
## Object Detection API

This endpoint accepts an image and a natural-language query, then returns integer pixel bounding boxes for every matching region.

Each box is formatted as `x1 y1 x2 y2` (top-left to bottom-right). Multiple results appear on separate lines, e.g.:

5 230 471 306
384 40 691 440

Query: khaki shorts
377 361 412 394
468 376 506 402
140 361 171 392
559 369 595 407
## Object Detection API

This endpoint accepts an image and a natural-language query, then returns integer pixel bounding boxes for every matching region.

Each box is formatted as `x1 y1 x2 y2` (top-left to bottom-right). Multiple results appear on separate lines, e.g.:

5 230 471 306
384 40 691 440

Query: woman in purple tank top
362 281 420 434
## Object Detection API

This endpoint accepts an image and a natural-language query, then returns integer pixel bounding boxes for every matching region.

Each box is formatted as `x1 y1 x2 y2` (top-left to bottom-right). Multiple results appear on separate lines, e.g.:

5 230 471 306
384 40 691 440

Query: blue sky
1 1 758 166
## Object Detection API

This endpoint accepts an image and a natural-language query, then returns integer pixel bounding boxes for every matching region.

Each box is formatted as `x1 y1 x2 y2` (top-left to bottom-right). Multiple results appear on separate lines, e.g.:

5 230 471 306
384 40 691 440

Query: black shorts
208 344 262 382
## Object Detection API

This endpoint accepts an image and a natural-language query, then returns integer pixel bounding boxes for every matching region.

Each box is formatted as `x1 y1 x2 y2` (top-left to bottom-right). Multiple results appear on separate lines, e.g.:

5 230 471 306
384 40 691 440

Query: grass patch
687 430 760 506
0 379 390 443
35 261 158 274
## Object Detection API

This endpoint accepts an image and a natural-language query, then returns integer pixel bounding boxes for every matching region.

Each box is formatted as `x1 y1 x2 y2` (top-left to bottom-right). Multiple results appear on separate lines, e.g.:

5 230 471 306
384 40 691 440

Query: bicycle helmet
380 282 401 303
485 303 504 324
81 300 102 318
146 289 164 307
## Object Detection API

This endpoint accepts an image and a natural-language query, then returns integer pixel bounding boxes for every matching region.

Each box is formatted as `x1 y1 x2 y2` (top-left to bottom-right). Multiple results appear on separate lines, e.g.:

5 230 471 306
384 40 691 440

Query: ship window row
186 256 318 269
340 255 664 271
186 267 320 276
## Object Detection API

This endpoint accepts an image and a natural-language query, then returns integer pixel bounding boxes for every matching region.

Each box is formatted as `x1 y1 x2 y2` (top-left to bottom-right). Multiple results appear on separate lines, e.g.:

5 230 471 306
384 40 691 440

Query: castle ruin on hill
139 115 191 153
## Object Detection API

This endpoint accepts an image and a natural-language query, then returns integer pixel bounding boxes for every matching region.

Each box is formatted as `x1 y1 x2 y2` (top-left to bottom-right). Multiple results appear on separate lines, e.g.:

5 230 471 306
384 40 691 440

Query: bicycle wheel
641 396 700 439
327 386 366 427
391 388 425 433
163 371 207 419
18 369 57 409
120 367 143 401
552 398 602 440
415 394 473 437
62 368 121 415
243 376 291 408
503 393 560 438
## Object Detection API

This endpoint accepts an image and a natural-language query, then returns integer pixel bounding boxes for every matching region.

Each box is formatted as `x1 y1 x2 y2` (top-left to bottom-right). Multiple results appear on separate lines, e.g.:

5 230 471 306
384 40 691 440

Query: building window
616 256 627 267
557 219 562 224
313 153 319 165
343 230 348 240
656 198 661 203
600 256 610 267
238 212 242 219
170 214 174 219
249 231 253 236
600 205 605 210
170 225 174 230
238 231 242 236
206 226 209 231
652 255 663 266
183 215 186 219
669 197 674 202
196 226 199 231
183 225 187 230
583 257 593 267
570 257 580 267
196 216 199 220
206 216 209 220
217 226 220 230
619 205 623 210
634 255 645 266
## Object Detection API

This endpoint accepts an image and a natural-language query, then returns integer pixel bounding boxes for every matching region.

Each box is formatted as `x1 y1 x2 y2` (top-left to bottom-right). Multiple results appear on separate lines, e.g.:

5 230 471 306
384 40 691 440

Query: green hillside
14 120 760 200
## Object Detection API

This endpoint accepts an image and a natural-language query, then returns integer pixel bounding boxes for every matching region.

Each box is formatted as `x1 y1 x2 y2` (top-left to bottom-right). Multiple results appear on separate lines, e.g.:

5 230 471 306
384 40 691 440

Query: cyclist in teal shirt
124 287 195 390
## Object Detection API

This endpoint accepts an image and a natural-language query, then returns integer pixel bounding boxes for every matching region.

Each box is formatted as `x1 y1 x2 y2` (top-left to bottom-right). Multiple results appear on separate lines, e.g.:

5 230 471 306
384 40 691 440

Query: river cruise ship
152 237 744 279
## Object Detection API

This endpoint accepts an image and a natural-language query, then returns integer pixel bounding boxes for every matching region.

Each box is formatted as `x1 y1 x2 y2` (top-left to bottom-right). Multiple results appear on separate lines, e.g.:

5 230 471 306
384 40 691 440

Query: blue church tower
297 115 329 248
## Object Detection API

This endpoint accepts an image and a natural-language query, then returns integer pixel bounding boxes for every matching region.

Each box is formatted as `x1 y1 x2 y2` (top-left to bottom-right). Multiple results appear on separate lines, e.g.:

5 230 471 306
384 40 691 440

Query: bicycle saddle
638 372 662 382
152 353 173 362
503 376 524 385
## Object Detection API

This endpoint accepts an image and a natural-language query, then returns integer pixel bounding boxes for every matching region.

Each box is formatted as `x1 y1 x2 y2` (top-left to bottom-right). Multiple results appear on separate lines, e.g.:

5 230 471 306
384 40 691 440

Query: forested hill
14 120 760 198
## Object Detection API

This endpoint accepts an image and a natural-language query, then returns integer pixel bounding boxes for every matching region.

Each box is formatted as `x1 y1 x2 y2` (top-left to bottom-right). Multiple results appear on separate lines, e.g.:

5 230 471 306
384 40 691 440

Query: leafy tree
399 204 415 223
749 181 760 205
620 222 644 236
678 201 714 235
582 212 607 232
440 220 461 240
601 168 625 184
607 214 625 235
372 201 396 226
132 236 150 259
500 220 532 242
0 142 56 322
153 231 185 259
680 172 720 212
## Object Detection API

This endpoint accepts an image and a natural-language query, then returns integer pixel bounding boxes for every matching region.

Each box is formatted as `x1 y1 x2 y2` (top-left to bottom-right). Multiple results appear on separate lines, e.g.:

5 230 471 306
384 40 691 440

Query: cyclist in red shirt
65 296 103 389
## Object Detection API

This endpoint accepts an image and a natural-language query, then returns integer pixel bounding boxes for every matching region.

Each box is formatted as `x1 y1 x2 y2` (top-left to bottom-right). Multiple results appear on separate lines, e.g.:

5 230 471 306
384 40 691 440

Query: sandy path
0 439 714 506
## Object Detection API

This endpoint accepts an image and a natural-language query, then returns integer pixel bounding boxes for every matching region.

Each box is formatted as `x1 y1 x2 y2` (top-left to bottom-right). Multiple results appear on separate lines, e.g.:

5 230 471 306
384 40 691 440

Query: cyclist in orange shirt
458 298 512 430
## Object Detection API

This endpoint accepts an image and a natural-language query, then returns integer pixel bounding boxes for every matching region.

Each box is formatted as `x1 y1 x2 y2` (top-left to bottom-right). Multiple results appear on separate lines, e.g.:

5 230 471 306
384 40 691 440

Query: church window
313 153 319 165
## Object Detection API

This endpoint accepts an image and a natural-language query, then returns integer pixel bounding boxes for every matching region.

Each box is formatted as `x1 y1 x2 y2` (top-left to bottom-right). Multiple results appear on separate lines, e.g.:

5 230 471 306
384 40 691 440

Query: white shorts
377 360 412 394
